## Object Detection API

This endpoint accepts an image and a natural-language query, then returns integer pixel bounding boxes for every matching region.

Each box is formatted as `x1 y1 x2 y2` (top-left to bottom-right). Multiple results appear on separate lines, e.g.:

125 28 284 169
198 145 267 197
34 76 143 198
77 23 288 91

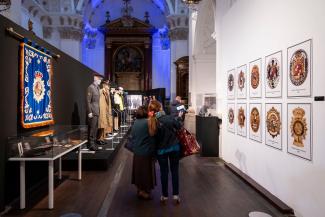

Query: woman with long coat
130 106 156 199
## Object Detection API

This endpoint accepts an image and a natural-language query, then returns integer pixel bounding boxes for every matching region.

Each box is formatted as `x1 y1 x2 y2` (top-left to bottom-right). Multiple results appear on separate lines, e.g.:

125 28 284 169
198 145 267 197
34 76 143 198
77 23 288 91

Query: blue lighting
91 0 102 8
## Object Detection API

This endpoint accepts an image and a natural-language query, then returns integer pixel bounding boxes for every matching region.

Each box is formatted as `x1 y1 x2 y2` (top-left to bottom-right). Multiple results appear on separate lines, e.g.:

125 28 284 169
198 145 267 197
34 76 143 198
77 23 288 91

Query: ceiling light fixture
0 0 11 12
181 0 202 10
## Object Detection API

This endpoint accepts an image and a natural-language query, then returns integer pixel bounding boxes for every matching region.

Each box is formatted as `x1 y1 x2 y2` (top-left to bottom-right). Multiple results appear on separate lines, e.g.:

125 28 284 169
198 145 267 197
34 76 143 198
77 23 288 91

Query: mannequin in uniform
86 75 102 151
98 80 113 141
110 87 119 131
114 87 124 129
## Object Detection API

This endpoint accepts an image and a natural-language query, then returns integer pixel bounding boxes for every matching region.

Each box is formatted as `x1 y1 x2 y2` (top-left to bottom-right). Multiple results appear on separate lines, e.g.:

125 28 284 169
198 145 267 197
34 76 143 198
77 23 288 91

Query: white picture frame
236 65 247 99
227 69 236 99
265 103 282 150
287 39 312 97
287 103 312 161
249 58 262 98
249 103 262 142
265 51 282 98
236 103 247 137
227 103 235 133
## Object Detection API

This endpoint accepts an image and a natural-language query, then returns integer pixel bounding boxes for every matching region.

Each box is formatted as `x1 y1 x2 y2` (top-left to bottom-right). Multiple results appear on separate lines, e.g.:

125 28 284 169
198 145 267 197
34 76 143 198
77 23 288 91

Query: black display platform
62 131 129 171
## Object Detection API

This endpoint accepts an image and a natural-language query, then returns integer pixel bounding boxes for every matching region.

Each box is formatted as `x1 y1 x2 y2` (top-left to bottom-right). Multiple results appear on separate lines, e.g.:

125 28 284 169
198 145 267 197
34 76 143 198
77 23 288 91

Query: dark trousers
88 115 98 148
157 151 180 197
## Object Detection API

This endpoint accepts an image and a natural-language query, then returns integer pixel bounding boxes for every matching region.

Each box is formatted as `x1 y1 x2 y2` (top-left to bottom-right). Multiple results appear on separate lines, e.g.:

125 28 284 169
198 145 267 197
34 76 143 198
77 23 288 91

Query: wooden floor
5 147 285 217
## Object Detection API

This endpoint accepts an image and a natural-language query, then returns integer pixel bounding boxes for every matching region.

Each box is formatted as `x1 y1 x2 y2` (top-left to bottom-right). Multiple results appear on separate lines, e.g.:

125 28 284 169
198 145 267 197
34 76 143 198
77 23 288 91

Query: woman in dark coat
130 106 156 199
148 100 183 204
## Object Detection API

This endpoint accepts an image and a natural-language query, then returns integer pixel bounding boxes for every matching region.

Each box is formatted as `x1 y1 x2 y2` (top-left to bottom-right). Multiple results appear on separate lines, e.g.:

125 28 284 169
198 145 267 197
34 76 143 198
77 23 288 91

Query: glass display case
197 94 217 117
8 125 88 160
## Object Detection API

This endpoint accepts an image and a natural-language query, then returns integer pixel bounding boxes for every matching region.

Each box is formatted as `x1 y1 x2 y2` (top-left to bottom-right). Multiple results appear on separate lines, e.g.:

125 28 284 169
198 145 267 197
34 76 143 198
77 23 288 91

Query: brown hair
148 100 162 136
135 106 148 119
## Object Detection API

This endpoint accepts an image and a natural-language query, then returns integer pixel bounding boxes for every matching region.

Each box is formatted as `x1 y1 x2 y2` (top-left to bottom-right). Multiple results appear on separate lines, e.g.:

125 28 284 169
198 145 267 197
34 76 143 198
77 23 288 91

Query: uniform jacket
86 83 100 116
98 88 113 131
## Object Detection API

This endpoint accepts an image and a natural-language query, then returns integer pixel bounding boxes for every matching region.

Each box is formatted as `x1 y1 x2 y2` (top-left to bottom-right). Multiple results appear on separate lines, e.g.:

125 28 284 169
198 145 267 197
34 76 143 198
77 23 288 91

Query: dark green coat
130 119 155 156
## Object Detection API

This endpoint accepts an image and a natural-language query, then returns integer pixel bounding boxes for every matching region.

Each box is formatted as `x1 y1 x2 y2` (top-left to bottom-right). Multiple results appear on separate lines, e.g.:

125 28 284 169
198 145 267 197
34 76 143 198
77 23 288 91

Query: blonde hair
148 100 162 136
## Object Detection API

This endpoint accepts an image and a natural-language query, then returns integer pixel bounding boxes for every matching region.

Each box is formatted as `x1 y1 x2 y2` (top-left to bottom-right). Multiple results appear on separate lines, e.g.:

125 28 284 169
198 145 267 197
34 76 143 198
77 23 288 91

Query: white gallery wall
216 0 325 216
189 0 216 111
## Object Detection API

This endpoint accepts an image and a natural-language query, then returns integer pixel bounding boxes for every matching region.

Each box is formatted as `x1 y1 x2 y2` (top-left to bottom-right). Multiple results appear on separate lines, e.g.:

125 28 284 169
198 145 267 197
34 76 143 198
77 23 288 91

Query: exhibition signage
20 43 54 128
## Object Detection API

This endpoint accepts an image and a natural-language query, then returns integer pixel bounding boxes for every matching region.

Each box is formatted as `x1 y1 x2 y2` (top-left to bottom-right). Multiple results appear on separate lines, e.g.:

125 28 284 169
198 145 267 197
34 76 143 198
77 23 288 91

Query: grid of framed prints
249 103 262 142
236 103 247 137
236 65 247 99
227 103 235 133
249 59 262 98
225 39 313 161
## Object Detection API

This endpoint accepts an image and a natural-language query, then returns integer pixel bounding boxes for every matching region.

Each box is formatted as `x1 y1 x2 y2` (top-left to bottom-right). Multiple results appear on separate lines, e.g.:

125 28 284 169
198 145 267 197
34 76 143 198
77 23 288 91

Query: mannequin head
118 87 124 94
101 80 110 90
93 75 102 86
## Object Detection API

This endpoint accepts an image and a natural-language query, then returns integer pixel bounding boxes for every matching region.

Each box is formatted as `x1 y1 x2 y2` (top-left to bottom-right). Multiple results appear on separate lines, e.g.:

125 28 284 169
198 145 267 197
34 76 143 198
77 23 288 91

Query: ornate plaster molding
169 27 188 41
57 26 83 41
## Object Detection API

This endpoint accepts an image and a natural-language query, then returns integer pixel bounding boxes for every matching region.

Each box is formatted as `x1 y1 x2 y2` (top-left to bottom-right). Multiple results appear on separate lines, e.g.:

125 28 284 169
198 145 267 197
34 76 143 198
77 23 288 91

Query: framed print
236 103 247 137
287 103 312 161
287 39 312 97
265 103 282 150
236 65 247 99
249 58 262 98
265 51 282 98
227 103 235 133
227 69 235 99
249 103 262 142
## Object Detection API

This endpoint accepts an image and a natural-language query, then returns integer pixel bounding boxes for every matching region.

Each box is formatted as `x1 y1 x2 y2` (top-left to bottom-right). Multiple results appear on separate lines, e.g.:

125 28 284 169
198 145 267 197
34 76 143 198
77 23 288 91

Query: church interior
0 0 324 217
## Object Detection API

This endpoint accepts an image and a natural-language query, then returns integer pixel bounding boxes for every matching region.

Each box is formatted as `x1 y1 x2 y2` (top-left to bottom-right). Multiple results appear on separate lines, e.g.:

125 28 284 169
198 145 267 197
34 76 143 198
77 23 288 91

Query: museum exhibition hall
0 0 324 217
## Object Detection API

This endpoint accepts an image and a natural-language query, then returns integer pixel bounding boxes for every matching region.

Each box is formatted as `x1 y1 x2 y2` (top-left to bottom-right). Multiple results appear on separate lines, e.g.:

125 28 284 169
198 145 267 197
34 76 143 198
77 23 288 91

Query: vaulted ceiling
24 0 187 29
84 0 188 29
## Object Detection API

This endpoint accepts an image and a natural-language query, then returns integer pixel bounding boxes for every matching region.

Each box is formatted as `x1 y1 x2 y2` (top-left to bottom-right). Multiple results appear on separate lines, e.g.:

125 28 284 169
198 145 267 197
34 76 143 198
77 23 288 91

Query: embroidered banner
20 43 54 128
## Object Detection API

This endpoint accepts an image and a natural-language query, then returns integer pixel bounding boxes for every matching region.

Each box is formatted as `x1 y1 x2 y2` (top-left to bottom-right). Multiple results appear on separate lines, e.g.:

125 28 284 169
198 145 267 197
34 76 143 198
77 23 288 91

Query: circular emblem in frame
267 58 280 89
250 107 260 133
250 65 260 89
290 107 307 147
266 107 281 138
228 74 234 92
228 108 234 124
238 107 245 128
33 71 45 103
289 49 308 86
238 70 245 91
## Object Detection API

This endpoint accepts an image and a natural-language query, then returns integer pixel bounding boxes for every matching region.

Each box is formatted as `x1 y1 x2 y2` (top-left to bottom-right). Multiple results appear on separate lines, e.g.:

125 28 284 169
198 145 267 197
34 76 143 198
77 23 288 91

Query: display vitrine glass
198 94 217 117
8 125 87 159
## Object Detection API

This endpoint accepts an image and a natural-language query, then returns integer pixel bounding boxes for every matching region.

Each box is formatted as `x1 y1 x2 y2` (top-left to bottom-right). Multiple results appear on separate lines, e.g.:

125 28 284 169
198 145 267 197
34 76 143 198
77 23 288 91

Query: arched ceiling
22 0 188 29
83 0 176 29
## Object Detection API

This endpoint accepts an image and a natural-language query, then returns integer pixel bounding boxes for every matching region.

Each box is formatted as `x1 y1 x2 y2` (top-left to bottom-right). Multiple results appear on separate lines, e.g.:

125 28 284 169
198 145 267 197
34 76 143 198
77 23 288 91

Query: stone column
144 39 152 90
105 39 112 80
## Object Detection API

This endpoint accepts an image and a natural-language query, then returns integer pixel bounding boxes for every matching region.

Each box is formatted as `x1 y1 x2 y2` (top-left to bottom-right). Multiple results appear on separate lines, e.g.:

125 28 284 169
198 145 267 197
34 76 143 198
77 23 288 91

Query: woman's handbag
176 127 200 158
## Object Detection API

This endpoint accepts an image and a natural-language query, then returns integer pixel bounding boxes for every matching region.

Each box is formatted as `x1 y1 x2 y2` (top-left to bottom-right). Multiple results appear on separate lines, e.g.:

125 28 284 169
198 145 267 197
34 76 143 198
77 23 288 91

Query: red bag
176 127 200 158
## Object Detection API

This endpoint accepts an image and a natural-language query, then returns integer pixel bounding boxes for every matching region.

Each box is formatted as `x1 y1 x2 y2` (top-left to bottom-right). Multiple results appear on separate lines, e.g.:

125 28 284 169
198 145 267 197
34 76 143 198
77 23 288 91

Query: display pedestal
196 116 221 157
63 129 129 170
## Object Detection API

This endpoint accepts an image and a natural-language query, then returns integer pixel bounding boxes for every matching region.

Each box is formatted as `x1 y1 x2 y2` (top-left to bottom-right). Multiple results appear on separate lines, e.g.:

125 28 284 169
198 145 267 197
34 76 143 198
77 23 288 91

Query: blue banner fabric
20 43 54 128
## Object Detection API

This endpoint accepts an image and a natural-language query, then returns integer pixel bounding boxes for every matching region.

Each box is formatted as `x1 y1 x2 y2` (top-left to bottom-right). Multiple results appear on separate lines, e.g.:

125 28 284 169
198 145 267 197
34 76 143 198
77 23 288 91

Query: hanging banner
20 43 54 128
